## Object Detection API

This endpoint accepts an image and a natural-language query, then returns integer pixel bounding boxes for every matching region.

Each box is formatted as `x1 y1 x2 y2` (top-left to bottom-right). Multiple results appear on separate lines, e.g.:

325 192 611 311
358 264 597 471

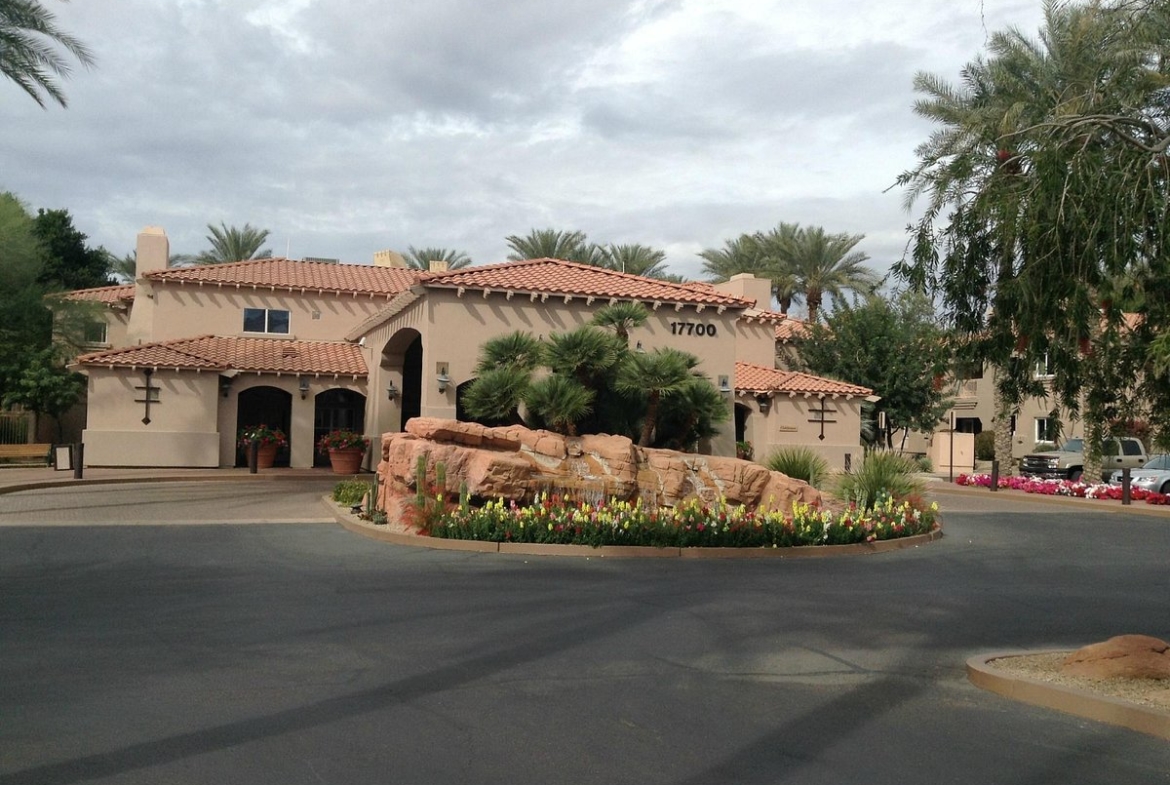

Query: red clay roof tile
146 258 422 297
61 284 135 305
75 335 366 376
735 362 871 396
424 258 752 308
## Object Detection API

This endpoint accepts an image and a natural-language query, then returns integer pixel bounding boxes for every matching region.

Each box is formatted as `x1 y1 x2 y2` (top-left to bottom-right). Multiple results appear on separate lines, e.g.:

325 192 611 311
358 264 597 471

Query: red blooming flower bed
954 474 1170 505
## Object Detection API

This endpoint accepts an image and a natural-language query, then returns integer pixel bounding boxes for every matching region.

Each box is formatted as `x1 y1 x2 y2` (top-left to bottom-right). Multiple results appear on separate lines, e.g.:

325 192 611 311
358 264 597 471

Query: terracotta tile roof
146 258 422 297
75 335 366 376
742 308 787 324
424 258 753 308
735 362 871 396
61 284 135 305
775 316 812 342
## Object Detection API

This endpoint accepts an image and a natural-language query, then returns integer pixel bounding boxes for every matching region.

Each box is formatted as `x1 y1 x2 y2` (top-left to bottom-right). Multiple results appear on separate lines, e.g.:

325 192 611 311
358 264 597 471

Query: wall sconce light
718 375 731 396
436 363 451 394
635 341 645 354
219 376 233 398
386 380 399 400
298 377 310 400
756 394 771 413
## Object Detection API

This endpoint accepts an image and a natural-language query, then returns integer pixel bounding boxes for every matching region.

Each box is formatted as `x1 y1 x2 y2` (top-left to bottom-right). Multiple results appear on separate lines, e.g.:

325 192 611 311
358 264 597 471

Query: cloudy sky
4 0 1046 284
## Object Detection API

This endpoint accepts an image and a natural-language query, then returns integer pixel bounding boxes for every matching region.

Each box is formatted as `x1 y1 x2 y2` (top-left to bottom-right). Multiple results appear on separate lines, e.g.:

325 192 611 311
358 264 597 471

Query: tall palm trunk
640 394 660 447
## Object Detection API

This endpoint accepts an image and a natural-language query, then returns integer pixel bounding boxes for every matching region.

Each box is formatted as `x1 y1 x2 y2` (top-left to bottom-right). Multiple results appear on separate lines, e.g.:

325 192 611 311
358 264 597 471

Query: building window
1035 417 1056 444
243 308 290 334
82 321 107 344
1033 353 1053 378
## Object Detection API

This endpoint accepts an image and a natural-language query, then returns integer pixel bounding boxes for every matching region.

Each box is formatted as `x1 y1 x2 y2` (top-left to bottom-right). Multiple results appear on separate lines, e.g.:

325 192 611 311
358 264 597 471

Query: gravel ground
991 653 1170 711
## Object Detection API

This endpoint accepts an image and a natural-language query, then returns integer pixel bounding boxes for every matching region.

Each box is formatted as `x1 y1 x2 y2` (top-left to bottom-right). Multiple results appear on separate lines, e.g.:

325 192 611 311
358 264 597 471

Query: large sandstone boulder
378 418 821 514
1061 634 1170 680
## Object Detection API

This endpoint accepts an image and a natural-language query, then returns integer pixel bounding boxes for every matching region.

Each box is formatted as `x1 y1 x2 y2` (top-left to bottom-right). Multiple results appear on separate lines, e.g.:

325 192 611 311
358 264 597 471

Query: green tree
590 301 649 346
781 225 879 322
654 372 730 451
404 246 473 270
797 291 952 450
505 229 604 265
0 192 51 397
599 243 670 278
195 222 272 264
894 0 1170 476
2 345 84 440
0 0 94 108
524 375 594 436
615 348 692 447
31 208 112 290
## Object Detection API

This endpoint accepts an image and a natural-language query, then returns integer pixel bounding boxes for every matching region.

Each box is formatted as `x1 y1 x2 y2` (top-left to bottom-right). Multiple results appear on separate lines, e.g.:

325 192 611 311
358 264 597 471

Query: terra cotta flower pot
327 448 364 474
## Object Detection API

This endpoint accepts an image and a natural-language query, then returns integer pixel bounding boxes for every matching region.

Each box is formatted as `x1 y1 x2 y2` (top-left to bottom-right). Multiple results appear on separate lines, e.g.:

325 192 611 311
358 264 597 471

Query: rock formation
1061 634 1170 681
377 418 821 514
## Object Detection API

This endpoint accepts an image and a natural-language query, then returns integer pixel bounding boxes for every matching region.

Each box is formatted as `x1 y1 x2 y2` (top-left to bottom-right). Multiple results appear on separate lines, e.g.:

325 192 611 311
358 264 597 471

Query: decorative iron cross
134 369 159 425
807 396 837 441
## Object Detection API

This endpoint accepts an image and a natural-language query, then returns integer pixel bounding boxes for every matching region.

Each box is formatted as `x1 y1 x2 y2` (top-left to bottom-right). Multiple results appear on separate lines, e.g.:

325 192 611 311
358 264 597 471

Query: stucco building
66 227 873 469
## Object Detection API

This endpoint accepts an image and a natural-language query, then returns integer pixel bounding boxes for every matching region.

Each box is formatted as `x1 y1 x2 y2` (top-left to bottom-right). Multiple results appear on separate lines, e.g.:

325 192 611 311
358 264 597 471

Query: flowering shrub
414 491 940 549
237 424 288 449
316 429 370 454
955 474 1170 505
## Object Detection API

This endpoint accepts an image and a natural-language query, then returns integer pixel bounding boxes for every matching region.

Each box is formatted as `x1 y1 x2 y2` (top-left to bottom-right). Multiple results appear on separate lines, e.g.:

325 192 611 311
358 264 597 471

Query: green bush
915 454 934 473
974 431 996 461
332 479 372 506
764 445 830 488
834 451 924 507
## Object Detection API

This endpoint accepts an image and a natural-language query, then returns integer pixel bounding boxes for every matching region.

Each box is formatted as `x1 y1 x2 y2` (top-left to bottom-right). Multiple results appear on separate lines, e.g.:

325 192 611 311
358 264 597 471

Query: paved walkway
0 464 369 495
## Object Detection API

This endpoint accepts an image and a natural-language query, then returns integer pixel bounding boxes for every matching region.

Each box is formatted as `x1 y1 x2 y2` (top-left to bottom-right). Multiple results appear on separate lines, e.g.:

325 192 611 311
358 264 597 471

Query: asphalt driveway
1 482 1168 784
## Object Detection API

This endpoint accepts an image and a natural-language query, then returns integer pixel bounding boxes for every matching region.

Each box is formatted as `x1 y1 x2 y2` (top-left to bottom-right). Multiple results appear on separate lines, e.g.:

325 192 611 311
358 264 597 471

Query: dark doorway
236 386 292 467
734 403 750 443
955 417 983 434
400 334 422 431
313 388 367 467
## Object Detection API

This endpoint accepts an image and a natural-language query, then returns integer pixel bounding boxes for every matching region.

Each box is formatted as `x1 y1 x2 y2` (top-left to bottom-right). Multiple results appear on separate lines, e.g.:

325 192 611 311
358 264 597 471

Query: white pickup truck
1019 437 1148 482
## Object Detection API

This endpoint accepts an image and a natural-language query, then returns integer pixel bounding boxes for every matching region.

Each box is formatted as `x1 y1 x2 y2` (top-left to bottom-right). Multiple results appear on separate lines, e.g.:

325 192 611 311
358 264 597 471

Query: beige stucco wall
739 393 865 470
82 368 220 466
146 286 391 344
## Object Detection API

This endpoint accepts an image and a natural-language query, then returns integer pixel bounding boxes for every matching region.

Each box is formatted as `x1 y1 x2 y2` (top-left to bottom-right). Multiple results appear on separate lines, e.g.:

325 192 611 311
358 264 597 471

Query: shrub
974 431 996 461
764 445 829 488
332 479 371 506
834 451 924 506
915 454 934 473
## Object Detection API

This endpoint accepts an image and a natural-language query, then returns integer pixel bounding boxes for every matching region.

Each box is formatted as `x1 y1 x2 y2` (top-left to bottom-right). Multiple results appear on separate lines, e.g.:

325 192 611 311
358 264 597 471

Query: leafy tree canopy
195 222 272 264
894 0 1170 465
796 290 953 449
0 0 94 108
32 207 112 290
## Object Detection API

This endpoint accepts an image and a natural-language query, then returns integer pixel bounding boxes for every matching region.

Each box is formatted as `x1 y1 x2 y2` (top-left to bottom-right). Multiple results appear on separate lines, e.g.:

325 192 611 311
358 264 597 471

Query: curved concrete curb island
325 497 943 559
967 652 1170 741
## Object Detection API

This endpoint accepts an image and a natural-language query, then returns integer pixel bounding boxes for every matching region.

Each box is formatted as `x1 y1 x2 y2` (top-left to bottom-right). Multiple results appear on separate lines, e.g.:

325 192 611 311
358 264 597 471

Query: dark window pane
268 310 290 334
243 308 266 332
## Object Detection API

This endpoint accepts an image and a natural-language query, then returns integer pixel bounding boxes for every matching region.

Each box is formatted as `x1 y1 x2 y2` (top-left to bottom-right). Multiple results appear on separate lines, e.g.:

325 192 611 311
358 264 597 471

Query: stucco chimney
373 250 407 268
427 260 449 273
135 226 169 278
714 273 773 310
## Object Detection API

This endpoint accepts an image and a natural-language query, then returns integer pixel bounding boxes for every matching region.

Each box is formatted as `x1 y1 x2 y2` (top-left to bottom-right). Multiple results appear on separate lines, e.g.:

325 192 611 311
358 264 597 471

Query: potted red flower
237 424 288 469
317 429 370 474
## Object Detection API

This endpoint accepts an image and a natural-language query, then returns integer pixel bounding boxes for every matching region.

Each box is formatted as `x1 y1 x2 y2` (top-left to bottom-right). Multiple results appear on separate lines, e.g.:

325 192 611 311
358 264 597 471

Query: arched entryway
313 389 367 467
236 386 293 467
381 328 422 433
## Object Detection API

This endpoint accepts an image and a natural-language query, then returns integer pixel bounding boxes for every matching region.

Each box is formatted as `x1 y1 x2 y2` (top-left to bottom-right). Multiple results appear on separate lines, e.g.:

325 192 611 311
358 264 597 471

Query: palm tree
474 331 544 373
505 229 604 265
750 223 802 314
698 235 767 282
524 375 594 436
615 348 692 447
1 0 94 108
783 226 879 321
195 223 272 265
404 246 472 270
461 367 531 426
541 327 622 389
600 244 670 278
590 302 648 346
654 375 729 450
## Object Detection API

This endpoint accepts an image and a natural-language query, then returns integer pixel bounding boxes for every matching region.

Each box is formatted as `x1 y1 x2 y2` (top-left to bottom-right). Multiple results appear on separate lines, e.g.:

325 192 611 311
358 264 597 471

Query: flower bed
411 492 940 549
954 474 1170 505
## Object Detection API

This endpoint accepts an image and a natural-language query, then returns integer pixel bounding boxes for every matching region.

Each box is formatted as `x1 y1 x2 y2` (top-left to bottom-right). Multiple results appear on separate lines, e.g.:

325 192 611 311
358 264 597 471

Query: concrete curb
967 651 1170 741
0 470 355 497
325 497 943 559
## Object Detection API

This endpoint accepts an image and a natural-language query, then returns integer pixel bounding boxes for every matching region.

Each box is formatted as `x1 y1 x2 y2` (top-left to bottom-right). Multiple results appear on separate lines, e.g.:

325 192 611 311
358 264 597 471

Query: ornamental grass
410 491 939 549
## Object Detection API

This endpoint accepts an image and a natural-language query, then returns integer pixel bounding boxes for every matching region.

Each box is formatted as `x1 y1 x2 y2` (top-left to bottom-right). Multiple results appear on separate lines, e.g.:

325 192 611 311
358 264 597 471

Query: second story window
82 321 108 344
1033 353 1054 378
243 308 290 335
